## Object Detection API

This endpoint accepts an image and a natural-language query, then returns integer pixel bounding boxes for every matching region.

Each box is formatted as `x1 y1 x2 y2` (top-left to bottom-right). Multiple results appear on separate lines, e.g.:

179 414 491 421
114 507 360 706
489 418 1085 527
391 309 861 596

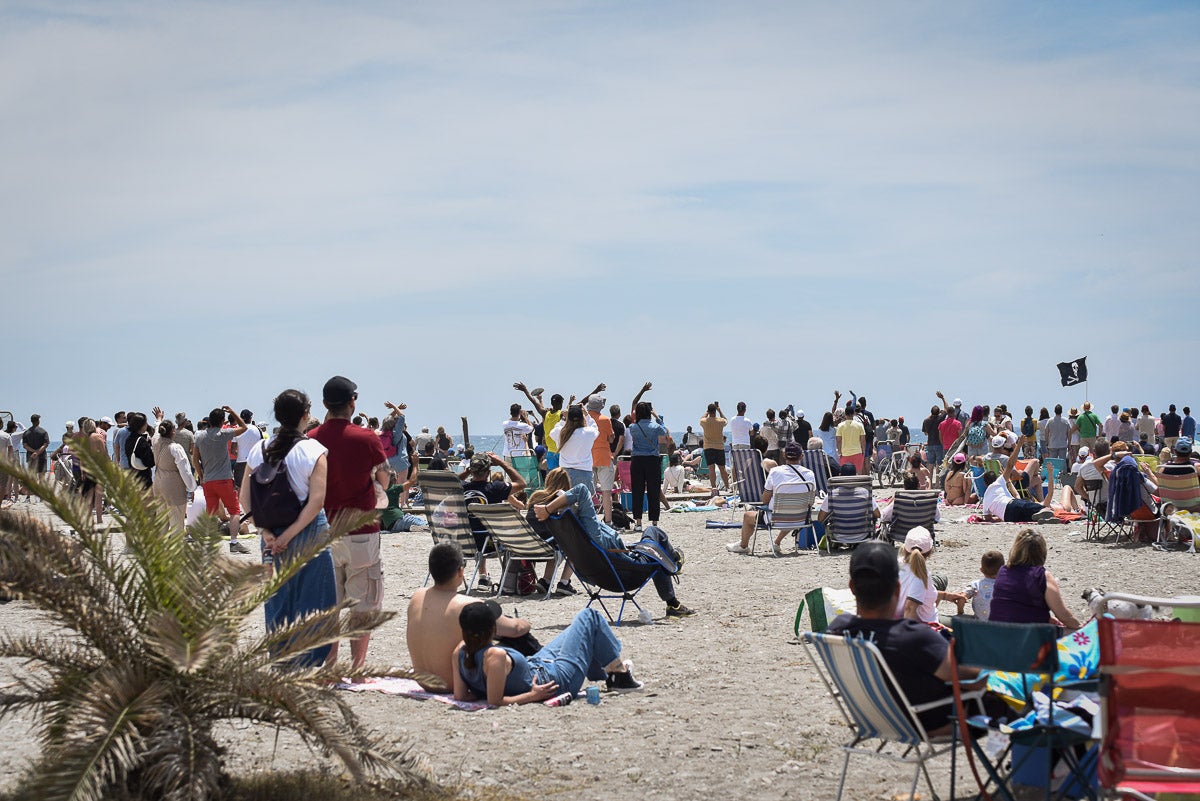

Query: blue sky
2 1 1198 438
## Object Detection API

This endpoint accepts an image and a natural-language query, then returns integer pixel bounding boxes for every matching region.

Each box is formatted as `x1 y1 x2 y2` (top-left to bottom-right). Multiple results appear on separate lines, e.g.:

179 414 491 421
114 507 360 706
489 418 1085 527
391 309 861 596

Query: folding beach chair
1098 614 1200 801
881 490 940 545
948 617 1097 801
417 470 497 593
986 458 1034 501
749 482 816 556
729 447 766 506
969 465 988 504
801 448 832 497
469 505 562 600
820 479 876 553
803 632 982 801
539 511 665 625
509 452 542 491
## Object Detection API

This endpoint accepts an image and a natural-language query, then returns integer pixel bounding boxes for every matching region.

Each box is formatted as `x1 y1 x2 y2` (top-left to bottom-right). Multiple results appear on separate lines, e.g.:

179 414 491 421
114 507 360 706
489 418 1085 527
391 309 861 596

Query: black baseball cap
849 541 899 584
322 375 358 405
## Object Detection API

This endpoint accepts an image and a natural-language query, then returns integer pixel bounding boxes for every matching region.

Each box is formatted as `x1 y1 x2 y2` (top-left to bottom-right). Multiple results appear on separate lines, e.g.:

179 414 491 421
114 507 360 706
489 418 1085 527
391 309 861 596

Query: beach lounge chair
729 447 766 506
881 490 939 545
469 505 563 600
801 448 833 497
948 617 1096 801
539 511 664 625
802 631 981 801
749 482 817 556
820 479 876 553
1098 616 1200 800
509 452 542 491
417 470 497 593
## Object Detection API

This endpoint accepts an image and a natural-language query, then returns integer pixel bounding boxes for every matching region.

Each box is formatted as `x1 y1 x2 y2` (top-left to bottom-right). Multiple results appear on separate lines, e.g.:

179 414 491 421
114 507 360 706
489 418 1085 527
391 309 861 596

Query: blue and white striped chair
802 631 978 801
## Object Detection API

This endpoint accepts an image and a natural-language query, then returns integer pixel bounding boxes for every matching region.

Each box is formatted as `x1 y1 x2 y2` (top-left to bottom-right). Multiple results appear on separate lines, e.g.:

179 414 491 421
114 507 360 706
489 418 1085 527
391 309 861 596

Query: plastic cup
586 685 601 705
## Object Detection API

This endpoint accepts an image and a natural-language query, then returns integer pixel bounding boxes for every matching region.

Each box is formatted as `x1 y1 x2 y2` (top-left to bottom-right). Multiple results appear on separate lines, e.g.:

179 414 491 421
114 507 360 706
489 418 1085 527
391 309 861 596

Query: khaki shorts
593 465 616 491
331 532 383 612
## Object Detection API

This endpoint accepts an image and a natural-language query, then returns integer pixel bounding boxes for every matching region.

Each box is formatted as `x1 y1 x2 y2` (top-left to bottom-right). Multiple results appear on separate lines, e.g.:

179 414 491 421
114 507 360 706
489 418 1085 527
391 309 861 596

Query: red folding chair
1098 617 1200 800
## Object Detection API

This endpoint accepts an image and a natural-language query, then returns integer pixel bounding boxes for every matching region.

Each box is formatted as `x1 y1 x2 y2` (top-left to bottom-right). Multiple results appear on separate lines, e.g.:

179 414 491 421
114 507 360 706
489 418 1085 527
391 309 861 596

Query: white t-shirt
760 422 779 450
663 464 686 493
245 437 328 503
729 415 753 447
235 426 262 464
896 560 938 623
982 479 1014 519
551 417 598 471
500 420 534 458
764 463 816 511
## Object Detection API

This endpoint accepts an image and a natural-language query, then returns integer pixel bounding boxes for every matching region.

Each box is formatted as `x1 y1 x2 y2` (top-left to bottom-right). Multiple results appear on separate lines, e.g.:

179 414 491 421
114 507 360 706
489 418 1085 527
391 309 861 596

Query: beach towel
986 620 1099 711
704 520 743 529
670 503 720 512
337 677 491 711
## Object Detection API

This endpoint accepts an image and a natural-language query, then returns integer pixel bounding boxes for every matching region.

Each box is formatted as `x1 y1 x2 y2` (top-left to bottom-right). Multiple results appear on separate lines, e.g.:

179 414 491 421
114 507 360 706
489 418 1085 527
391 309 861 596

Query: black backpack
249 441 304 532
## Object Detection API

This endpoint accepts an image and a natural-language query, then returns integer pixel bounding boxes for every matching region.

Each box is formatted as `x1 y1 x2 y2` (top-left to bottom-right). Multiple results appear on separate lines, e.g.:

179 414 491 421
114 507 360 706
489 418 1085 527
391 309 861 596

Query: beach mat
337 677 490 711
705 520 742 529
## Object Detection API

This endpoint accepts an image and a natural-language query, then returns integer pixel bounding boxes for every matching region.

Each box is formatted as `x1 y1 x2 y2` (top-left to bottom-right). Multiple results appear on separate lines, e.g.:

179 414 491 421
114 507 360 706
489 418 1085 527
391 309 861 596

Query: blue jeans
564 484 678 604
566 467 594 493
387 513 427 532
262 510 337 668
926 444 945 469
528 608 621 695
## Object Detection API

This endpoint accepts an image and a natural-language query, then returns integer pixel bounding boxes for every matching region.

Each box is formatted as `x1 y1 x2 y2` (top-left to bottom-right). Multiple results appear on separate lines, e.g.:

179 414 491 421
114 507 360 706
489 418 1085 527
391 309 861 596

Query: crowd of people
2 382 1197 710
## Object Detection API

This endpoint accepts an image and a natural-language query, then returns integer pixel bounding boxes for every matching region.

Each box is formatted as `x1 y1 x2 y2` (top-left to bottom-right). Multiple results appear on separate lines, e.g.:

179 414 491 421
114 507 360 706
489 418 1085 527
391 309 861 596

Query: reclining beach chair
1098 613 1200 800
539 511 665 625
418 470 497 593
881 490 939 545
801 448 832 497
469 505 563 600
802 631 982 801
509 452 542 491
820 478 876 553
729 447 766 507
749 482 817 556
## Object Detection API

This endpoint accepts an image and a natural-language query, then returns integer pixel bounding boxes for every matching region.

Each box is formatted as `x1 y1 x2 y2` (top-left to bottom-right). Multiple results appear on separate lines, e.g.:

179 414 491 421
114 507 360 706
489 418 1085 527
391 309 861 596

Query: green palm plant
0 444 428 801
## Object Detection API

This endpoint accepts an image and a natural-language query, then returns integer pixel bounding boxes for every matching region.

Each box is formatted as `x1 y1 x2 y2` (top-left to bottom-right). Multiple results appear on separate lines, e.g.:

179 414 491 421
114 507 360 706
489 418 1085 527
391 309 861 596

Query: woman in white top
895 527 966 624
551 404 598 492
238 388 336 668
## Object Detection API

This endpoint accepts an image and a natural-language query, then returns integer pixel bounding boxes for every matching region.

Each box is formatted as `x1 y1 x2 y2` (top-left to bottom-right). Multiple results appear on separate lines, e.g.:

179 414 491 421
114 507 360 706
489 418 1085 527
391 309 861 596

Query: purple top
989 565 1050 624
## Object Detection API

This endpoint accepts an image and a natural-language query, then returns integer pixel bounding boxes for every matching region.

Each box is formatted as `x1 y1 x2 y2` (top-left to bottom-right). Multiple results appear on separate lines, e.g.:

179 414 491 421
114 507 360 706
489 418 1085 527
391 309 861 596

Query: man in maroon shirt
307 375 391 672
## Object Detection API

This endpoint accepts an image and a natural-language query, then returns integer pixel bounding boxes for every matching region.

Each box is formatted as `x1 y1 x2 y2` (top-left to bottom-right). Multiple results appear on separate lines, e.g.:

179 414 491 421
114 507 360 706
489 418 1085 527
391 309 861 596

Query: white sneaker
726 542 750 554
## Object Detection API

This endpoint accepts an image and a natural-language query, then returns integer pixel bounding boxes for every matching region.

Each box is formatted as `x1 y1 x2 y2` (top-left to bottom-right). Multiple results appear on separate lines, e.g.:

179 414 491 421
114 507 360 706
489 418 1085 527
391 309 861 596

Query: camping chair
820 480 876 553
1132 455 1159 474
1082 479 1122 543
539 511 665 625
417 470 497 593
469 505 563 600
729 447 766 507
802 631 983 801
801 448 832 496
1105 461 1159 545
749 482 816 556
948 617 1098 801
1097 613 1200 801
969 465 988 504
1043 458 1068 486
881 490 940 545
509 452 542 491
986 457 1035 501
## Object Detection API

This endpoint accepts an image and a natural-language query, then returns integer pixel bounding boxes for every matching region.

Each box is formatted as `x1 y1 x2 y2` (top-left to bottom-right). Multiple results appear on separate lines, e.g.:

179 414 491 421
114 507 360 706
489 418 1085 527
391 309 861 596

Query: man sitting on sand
826 541 988 736
981 435 1057 524
407 542 530 691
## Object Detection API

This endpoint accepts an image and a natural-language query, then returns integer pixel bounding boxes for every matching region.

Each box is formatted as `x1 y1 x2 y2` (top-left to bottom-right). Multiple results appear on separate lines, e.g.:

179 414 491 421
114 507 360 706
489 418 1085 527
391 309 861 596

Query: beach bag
610 502 633 530
500 560 539 596
794 587 858 636
966 422 987 446
249 441 304 532
1021 417 1037 437
129 434 153 472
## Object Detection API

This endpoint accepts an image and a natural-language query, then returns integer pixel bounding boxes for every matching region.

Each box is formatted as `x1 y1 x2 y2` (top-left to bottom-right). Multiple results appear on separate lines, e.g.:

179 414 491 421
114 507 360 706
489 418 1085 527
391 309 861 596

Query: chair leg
835 750 853 801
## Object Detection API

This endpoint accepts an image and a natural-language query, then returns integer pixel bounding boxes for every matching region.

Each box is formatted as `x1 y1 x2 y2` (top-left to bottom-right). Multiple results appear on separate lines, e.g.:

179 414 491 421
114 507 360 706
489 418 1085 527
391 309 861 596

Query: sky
2 1 1198 440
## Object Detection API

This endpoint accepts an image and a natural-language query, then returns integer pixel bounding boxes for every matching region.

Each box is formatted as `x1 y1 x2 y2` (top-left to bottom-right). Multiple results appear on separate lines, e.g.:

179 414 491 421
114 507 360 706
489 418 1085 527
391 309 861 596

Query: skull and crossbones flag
1057 357 1088 387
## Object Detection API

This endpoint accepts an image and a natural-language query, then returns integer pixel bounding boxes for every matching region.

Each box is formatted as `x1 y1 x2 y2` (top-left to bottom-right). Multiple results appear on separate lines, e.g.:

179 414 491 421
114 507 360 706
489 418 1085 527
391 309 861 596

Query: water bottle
544 691 574 707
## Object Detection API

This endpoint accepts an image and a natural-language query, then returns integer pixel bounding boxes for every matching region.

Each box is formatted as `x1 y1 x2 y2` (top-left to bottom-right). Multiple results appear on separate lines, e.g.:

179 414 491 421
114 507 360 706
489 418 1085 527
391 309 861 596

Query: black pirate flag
1057 357 1088 387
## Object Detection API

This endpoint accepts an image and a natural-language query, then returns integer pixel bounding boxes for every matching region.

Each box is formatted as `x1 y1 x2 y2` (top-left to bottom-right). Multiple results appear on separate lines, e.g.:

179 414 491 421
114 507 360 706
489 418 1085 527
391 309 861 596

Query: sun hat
902 526 934 555
1177 439 1194 455
1077 445 1090 460
586 395 605 412
953 398 963 407
991 434 1007 450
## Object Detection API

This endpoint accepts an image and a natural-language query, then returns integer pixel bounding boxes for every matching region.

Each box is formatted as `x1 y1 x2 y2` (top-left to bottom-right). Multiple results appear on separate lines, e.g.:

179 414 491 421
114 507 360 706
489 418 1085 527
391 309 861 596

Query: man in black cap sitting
827 541 985 736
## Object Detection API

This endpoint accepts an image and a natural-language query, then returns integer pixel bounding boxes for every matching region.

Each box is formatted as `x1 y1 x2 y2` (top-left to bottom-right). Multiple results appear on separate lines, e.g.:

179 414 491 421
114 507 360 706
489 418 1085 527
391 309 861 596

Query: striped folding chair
469 505 563 599
749 482 816 556
729 448 767 506
881 490 940 545
820 480 876 553
801 448 832 496
418 470 496 593
803 632 978 801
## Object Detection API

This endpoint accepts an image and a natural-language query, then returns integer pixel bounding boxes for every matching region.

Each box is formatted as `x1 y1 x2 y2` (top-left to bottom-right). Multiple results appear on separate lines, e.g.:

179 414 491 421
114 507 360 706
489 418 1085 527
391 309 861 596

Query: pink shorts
841 454 865 474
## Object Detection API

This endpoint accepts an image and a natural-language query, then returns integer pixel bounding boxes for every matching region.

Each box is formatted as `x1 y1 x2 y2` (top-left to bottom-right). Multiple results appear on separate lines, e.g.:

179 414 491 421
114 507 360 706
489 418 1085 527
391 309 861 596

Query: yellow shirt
543 409 563 452
836 419 866 456
700 416 727 450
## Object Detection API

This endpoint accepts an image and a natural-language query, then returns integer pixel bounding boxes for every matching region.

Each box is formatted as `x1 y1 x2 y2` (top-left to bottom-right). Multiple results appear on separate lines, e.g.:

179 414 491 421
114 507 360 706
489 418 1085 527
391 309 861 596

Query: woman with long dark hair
238 389 337 667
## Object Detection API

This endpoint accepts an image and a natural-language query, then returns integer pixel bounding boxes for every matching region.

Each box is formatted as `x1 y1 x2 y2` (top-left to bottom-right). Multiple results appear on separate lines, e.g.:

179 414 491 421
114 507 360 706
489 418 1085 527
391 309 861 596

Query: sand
0 491 1195 800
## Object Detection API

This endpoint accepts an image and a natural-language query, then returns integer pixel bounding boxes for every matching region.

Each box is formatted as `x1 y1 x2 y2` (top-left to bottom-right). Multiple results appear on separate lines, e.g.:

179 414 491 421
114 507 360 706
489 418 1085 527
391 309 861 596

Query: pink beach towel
337 677 491 711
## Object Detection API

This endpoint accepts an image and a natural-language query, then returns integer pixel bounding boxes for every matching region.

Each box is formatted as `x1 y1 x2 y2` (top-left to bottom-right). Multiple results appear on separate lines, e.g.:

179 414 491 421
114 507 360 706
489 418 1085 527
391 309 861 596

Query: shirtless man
406 542 529 691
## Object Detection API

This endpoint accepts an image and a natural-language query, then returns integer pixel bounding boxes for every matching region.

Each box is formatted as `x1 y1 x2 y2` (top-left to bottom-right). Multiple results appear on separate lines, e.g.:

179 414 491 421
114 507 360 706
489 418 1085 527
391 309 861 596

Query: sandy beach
0 489 1194 800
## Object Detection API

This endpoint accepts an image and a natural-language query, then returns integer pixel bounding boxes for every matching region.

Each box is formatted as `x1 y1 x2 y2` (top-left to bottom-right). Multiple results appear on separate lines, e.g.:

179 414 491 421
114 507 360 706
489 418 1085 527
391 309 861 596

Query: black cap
322 375 358 405
849 541 899 584
459 600 502 634
240 409 253 422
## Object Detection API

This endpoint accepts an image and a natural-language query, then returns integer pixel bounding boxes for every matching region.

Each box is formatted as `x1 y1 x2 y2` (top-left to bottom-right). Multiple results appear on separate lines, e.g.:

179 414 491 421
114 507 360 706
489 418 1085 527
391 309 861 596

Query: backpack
1021 417 1036 437
379 430 397 459
966 422 987 446
249 441 304 532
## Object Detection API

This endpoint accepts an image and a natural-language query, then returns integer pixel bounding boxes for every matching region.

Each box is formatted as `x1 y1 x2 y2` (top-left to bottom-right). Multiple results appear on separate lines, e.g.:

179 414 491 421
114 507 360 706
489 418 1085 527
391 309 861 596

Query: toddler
961 549 1004 620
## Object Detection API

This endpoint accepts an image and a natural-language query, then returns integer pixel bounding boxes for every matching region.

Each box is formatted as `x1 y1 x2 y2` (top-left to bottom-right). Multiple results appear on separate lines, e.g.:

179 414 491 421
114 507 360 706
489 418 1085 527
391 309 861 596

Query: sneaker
605 660 644 692
666 601 696 618
1033 509 1057 524
475 575 493 590
229 540 251 555
555 581 577 595
536 577 551 595
726 542 750 554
